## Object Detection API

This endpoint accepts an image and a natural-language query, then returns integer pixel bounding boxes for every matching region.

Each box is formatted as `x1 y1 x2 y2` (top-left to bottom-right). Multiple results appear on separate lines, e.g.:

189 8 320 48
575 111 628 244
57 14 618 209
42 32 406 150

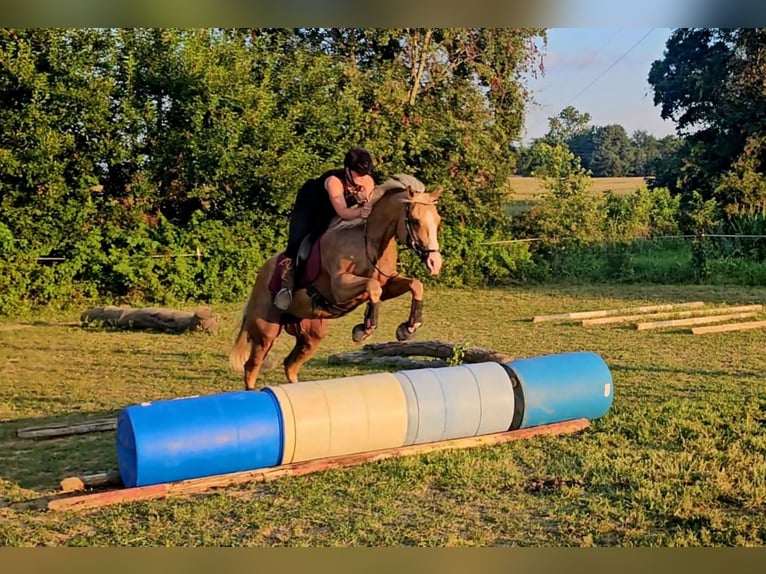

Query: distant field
507 176 648 201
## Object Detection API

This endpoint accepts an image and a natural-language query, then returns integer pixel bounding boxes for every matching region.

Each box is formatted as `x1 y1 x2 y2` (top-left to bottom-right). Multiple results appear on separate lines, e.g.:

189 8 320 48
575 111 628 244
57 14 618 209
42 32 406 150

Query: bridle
403 201 440 261
363 194 440 277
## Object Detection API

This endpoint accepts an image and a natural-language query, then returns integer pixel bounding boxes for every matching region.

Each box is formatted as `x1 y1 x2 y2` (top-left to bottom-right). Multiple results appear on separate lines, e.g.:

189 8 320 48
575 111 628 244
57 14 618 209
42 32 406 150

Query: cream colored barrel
270 373 408 464
396 362 516 445
461 362 516 435
394 369 446 445
262 384 296 465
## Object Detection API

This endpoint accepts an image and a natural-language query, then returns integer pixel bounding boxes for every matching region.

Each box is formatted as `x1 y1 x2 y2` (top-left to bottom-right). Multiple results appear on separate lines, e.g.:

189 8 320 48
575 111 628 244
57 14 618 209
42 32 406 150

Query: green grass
2 283 766 546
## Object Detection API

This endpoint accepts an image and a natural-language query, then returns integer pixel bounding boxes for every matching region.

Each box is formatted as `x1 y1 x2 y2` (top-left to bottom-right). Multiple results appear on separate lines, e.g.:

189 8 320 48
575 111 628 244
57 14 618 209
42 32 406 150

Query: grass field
2 282 766 546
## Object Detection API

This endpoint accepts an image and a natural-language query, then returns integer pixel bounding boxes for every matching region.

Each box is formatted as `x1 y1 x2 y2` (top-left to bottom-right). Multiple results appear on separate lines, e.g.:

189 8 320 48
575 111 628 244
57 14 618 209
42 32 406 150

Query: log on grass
328 340 512 367
47 418 590 512
60 470 123 493
80 306 219 334
691 320 766 335
635 311 761 331
16 418 117 439
532 301 705 323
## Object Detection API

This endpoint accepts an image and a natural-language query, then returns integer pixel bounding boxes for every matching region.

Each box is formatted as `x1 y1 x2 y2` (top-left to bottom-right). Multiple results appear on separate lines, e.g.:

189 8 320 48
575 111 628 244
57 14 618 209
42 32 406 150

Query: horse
229 173 444 390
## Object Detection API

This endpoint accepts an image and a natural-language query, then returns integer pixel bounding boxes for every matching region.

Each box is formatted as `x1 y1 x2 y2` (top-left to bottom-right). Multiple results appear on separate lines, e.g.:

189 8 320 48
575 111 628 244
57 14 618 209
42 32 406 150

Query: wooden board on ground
582 304 763 326
80 306 219 334
16 418 118 439
47 419 590 512
532 301 705 323
635 311 761 331
328 340 513 369
691 320 766 335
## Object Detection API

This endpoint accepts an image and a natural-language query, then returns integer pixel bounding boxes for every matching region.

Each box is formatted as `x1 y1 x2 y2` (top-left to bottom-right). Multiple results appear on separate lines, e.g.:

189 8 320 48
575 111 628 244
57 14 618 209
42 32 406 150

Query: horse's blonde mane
327 173 430 232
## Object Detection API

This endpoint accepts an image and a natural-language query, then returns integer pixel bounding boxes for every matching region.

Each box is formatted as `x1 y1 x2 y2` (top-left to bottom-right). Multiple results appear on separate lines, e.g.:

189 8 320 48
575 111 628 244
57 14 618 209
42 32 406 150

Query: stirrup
274 288 293 311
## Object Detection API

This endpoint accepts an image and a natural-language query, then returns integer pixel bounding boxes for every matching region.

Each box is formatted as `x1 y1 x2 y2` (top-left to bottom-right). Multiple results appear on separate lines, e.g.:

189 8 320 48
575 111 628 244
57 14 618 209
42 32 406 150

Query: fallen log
16 417 117 440
47 418 590 512
328 340 512 368
60 470 123 493
80 306 219 334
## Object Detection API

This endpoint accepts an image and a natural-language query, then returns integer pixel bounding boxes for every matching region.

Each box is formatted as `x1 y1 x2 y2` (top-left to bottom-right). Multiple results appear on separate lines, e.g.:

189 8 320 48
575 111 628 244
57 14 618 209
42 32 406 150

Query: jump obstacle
114 351 614 489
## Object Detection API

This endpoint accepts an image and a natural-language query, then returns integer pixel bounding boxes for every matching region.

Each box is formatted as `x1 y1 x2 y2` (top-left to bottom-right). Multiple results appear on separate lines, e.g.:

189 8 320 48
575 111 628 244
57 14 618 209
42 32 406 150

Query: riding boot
274 257 295 311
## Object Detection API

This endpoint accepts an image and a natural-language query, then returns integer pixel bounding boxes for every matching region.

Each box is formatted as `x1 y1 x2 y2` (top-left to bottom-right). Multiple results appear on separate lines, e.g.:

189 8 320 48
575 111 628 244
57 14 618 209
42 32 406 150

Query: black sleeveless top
293 168 359 225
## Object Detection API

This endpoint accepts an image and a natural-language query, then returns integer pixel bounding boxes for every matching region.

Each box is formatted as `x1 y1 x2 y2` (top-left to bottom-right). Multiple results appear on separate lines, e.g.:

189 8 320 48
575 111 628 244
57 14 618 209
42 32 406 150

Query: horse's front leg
331 272 383 343
380 275 424 341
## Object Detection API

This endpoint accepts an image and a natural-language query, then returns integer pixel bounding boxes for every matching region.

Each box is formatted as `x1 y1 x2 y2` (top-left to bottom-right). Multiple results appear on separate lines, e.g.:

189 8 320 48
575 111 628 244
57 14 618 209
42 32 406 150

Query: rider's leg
275 210 310 311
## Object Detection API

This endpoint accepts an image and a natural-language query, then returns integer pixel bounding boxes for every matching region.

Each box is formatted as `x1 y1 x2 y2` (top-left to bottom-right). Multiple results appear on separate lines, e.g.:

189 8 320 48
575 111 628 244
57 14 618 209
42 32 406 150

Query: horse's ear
429 188 443 202
406 186 416 199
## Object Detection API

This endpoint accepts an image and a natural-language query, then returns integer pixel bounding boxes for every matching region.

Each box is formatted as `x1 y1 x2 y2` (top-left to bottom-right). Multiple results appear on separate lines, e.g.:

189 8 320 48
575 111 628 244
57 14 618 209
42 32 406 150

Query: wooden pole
47 419 590 512
16 418 117 439
691 319 766 335
582 304 763 326
532 301 705 323
634 311 761 331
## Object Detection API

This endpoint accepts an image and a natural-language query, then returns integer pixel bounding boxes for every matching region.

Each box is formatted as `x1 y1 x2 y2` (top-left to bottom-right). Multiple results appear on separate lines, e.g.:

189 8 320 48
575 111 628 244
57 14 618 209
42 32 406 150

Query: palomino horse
229 174 443 390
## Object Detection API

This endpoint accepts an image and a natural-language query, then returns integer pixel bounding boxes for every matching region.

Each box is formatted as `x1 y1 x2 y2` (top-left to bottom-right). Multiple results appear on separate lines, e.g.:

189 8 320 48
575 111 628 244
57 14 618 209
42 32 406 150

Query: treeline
0 28 545 313
515 105 683 178
2 28 765 314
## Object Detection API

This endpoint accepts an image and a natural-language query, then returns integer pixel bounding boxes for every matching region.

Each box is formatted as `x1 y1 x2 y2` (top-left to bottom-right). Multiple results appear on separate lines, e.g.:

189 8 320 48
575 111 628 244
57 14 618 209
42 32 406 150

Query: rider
274 146 376 311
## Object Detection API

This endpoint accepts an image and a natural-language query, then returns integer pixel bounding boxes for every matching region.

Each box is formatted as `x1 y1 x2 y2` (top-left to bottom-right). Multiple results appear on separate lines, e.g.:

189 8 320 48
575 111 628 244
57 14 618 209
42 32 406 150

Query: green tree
545 105 592 144
648 28 766 209
590 124 634 177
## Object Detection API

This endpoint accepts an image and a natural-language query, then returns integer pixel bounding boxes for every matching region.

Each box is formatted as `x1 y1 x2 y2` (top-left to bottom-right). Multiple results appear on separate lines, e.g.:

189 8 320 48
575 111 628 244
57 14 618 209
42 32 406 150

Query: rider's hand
360 202 372 219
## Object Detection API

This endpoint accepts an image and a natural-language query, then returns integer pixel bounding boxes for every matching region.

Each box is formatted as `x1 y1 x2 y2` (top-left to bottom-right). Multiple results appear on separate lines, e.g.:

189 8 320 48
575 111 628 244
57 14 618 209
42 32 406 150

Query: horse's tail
229 303 251 374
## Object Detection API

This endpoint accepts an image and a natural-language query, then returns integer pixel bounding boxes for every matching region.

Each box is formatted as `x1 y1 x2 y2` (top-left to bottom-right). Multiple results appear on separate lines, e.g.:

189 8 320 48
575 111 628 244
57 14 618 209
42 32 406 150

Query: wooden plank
47 419 590 512
16 418 117 439
635 311 761 331
582 304 764 326
532 301 705 323
691 320 766 335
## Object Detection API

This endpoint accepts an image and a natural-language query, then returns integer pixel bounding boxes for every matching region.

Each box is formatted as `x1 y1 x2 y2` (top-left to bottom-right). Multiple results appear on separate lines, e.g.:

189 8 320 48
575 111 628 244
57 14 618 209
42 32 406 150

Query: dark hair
344 146 374 176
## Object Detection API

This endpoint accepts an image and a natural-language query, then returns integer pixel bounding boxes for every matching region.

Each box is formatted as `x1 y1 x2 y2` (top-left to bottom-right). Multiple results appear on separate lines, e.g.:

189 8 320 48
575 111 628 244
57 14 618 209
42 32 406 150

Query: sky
521 28 678 143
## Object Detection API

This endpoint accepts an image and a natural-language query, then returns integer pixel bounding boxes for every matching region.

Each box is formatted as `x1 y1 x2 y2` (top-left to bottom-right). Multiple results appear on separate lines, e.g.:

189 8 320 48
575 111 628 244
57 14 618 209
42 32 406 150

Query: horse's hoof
352 323 369 343
396 322 416 341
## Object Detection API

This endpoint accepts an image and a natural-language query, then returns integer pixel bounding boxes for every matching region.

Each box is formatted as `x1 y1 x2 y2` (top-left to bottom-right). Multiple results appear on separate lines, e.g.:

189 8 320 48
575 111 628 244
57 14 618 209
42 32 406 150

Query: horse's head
388 175 443 276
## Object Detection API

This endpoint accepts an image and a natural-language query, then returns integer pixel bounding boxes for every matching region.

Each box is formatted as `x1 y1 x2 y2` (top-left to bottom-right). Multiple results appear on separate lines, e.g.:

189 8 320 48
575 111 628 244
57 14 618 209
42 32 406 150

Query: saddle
268 235 322 297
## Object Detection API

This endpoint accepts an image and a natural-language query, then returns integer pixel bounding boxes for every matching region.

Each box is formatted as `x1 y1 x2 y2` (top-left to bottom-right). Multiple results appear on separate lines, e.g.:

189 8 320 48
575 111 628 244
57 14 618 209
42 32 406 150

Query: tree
648 28 766 207
589 125 634 177
545 105 592 144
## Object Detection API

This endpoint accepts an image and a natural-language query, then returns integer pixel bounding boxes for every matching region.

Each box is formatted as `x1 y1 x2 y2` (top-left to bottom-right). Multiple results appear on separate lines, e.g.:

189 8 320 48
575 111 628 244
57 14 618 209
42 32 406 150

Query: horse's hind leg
283 318 328 384
244 318 282 390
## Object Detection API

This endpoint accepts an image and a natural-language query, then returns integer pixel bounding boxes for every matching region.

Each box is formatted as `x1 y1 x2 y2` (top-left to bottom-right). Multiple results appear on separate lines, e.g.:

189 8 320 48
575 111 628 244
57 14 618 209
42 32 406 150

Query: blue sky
521 28 677 143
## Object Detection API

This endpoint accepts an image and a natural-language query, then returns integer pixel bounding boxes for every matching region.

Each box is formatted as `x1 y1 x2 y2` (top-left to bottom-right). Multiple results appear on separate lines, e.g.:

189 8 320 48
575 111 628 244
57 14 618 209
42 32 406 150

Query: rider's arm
325 176 365 220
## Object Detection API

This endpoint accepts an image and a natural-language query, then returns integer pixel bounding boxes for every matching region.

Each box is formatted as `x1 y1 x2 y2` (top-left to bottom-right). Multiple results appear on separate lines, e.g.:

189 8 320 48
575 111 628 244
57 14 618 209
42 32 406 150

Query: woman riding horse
231 173 444 390
274 147 376 311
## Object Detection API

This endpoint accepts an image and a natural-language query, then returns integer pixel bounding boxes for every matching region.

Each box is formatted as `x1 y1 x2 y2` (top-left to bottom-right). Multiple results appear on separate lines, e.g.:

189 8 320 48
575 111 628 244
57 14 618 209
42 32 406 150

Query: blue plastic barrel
116 390 283 487
505 351 614 429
